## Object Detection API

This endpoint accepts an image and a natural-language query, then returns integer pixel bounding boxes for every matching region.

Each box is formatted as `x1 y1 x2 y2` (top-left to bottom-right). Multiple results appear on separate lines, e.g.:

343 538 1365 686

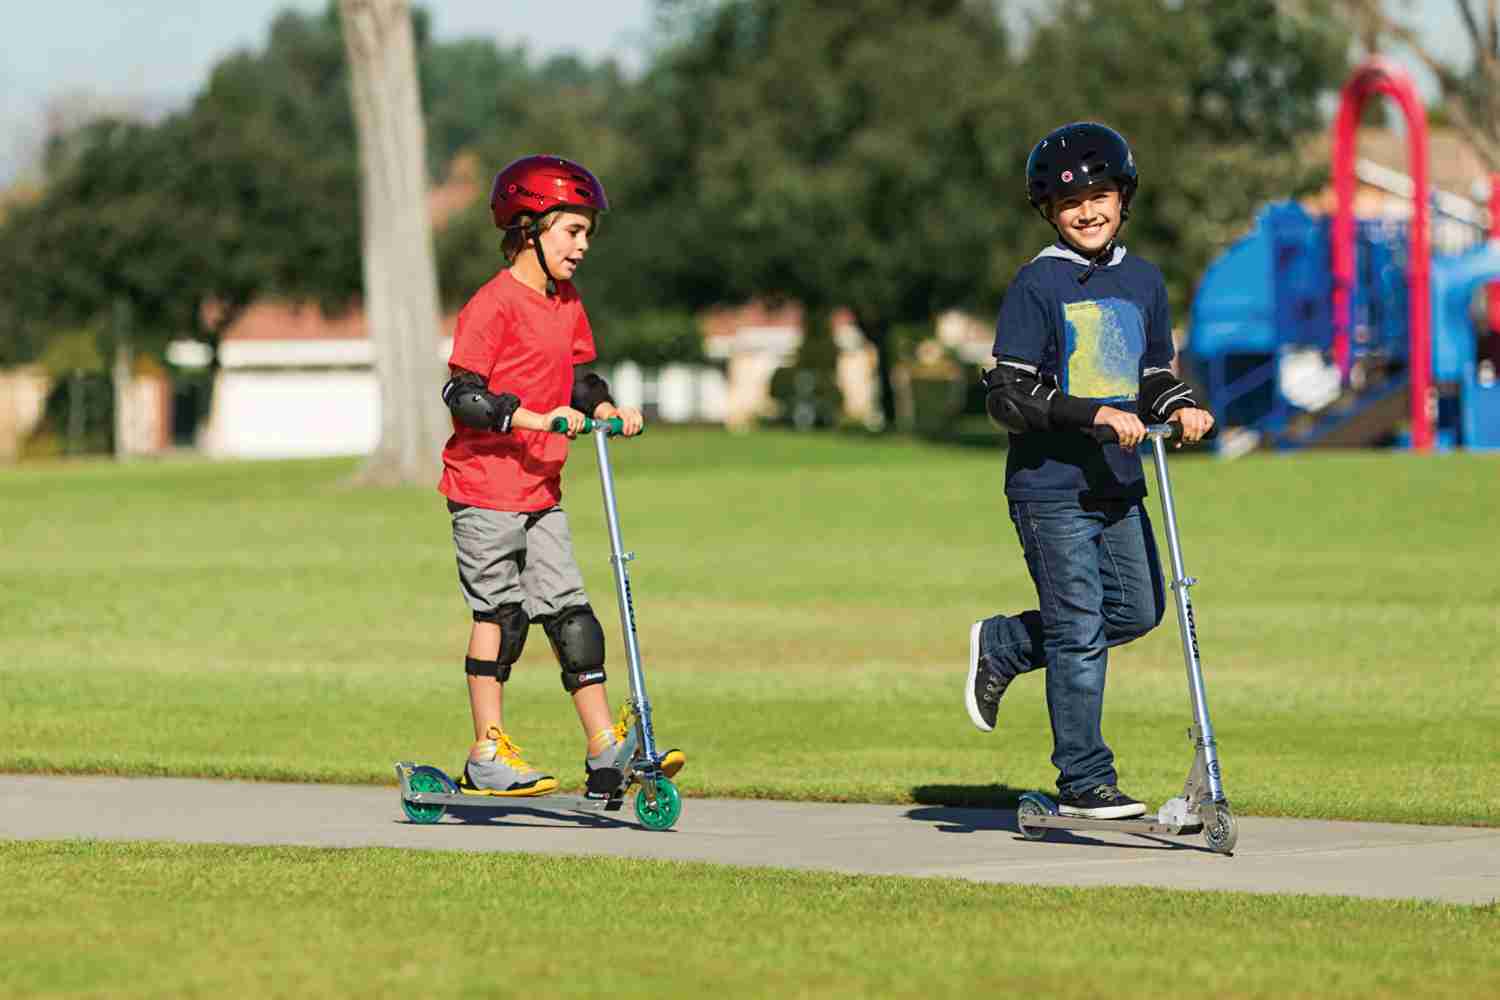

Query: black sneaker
965 621 1013 733
1057 784 1147 820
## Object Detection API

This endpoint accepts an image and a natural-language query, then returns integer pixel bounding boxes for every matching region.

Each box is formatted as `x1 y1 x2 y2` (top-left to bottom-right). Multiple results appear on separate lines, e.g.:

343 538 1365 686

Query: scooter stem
1148 433 1227 804
591 426 659 766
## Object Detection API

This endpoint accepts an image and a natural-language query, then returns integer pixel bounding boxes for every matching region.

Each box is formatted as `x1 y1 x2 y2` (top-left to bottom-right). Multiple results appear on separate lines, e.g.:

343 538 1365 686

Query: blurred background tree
1010 0 1348 318
0 8 364 372
637 0 1021 427
0 0 1360 447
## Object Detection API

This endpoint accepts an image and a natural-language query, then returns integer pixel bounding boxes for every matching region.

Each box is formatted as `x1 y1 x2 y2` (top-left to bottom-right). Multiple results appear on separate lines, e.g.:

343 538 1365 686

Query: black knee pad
543 604 606 693
473 603 530 665
464 656 511 683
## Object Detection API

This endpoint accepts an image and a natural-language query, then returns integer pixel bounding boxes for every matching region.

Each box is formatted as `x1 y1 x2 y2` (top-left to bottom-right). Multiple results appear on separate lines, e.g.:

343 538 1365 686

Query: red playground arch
1330 57 1434 451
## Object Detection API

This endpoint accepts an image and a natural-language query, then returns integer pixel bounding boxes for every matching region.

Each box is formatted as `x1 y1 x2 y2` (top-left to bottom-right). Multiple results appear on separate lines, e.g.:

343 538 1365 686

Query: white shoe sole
1057 802 1148 820
964 621 994 733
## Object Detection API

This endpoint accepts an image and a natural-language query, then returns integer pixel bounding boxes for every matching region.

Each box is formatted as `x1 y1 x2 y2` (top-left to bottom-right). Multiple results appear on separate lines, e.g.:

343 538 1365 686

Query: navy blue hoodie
992 242 1177 501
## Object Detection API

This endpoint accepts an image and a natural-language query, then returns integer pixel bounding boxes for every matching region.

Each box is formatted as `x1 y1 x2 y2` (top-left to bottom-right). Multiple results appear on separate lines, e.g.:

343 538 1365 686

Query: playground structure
1188 58 1500 452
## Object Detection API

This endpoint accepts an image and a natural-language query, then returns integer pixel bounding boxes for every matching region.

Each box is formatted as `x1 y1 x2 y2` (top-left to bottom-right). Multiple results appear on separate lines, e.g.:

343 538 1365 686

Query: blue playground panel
1461 365 1500 449
1188 201 1499 449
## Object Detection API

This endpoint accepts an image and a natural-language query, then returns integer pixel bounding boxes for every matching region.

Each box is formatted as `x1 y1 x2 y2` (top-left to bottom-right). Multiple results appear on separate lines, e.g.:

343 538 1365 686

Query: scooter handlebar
1086 421 1218 445
548 416 639 437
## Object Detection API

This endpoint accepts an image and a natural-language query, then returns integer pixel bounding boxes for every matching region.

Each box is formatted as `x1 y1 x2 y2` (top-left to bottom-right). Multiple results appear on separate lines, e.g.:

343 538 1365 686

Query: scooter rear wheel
1016 796 1050 841
1204 801 1237 854
402 766 455 825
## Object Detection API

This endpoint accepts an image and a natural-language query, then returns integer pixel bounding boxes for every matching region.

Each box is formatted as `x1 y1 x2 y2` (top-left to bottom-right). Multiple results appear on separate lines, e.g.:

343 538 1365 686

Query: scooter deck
395 762 627 813
408 790 628 813
1021 813 1203 836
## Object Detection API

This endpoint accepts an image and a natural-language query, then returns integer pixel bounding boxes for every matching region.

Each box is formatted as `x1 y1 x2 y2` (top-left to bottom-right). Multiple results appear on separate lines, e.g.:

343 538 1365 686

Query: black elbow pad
571 371 613 416
442 372 520 432
1141 368 1200 420
982 364 1058 433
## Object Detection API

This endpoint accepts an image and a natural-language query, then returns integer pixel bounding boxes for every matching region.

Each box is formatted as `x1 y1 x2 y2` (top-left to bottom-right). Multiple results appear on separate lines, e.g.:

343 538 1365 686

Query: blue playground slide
1188 201 1499 450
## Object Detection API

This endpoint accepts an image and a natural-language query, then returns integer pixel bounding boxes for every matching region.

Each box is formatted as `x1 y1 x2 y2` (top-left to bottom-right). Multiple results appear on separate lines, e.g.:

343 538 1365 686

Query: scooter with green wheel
1014 422 1237 856
396 416 683 832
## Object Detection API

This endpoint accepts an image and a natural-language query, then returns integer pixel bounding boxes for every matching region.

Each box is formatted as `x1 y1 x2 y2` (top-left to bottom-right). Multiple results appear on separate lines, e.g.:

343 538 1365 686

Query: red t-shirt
438 270 597 511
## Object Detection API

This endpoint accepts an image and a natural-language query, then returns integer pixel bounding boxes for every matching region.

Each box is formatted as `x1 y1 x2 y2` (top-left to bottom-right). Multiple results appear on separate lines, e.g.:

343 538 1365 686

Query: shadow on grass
910 783 1029 809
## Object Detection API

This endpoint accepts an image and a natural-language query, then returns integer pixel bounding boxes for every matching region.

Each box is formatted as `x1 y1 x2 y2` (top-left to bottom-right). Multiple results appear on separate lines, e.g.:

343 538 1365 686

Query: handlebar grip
548 416 631 437
1086 421 1217 444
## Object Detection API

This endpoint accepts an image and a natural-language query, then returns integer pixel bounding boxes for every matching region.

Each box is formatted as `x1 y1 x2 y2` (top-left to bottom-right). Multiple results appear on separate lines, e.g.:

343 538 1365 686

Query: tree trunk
856 313 899 430
338 0 448 486
111 300 132 460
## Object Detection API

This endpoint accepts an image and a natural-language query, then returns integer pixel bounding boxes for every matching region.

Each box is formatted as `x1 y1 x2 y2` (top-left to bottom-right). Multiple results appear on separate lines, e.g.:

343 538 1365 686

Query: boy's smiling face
537 209 596 281
1051 182 1121 256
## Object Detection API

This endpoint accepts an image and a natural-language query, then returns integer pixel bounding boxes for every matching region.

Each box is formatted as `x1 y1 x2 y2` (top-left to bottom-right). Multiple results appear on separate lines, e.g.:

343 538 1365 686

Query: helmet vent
575 187 595 200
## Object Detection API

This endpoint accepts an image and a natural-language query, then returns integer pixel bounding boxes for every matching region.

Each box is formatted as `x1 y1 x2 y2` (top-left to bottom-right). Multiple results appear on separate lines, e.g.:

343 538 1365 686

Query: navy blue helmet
1025 122 1138 220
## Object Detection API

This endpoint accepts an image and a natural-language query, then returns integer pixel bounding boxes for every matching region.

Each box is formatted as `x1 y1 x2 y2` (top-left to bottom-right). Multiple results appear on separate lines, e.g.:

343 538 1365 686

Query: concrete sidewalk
3 774 1495 904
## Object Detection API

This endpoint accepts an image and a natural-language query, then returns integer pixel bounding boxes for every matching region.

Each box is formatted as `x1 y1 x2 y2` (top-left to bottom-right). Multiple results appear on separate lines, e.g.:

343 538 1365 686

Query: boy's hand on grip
1093 406 1146 451
592 402 645 437
1167 407 1215 446
545 406 588 438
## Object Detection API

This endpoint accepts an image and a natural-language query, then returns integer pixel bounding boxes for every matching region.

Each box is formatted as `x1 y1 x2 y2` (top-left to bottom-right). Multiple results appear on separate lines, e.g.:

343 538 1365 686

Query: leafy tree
1011 0 1349 317
592 310 706 368
637 0 1022 427
0 8 364 373
420 37 536 178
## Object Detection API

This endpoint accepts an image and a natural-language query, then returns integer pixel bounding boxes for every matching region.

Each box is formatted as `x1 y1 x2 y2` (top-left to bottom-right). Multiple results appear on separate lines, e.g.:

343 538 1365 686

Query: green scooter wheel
635 777 682 831
402 765 454 825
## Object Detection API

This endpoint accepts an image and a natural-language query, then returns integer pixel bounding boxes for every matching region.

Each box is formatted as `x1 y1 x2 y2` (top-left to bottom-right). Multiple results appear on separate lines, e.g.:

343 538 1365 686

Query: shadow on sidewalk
401 802 646 832
907 784 1217 853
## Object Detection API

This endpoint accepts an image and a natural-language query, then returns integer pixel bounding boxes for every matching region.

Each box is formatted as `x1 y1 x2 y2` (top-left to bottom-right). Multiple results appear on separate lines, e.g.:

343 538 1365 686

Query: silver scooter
1015 423 1237 855
396 417 682 831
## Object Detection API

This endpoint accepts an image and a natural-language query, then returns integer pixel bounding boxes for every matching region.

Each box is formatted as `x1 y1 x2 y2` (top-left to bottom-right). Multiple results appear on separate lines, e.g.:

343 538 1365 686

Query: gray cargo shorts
448 501 589 620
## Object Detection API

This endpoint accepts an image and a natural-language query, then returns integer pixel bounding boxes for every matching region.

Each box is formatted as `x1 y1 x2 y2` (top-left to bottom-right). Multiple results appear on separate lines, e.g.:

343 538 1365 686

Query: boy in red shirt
438 155 681 799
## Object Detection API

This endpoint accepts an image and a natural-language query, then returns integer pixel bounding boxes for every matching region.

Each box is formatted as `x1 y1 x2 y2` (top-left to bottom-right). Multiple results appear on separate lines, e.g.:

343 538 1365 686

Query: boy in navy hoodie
963 123 1214 819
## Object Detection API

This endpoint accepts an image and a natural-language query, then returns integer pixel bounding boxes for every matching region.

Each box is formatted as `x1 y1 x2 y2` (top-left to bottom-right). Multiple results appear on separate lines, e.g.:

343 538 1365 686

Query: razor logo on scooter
1185 601 1202 663
623 576 639 636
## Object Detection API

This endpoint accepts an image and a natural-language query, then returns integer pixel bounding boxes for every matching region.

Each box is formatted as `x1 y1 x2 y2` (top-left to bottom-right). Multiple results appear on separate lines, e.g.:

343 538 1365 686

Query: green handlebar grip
548 416 633 437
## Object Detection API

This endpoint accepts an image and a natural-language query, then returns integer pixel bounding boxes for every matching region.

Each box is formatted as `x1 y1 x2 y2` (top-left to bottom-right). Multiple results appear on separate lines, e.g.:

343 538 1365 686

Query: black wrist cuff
1051 394 1102 428
571 372 613 416
493 393 520 433
1142 370 1199 421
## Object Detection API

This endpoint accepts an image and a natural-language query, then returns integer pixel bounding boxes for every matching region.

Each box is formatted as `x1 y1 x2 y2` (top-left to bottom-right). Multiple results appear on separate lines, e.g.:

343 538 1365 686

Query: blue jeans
979 498 1166 795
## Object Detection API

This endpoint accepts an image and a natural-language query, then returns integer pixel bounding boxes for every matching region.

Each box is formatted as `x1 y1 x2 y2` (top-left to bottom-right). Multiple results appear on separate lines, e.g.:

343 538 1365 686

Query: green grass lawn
2 841 1495 999
2 429 1496 824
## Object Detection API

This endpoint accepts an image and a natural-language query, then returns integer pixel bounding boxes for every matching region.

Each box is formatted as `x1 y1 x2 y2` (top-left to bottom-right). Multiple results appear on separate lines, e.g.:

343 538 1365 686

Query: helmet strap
527 219 559 296
1077 240 1109 284
505 217 558 296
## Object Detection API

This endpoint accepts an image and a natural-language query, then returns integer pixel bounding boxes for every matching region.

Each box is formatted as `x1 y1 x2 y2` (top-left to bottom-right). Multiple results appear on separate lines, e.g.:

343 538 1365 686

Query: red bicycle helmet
489 155 608 231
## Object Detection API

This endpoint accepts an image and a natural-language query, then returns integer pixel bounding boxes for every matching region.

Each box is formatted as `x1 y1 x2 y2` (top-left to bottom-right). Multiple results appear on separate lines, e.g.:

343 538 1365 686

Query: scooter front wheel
635 777 682 831
1204 801 1237 855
